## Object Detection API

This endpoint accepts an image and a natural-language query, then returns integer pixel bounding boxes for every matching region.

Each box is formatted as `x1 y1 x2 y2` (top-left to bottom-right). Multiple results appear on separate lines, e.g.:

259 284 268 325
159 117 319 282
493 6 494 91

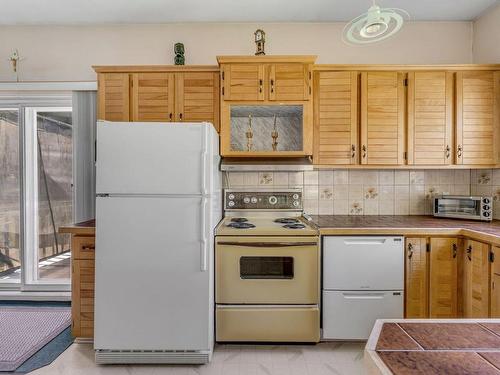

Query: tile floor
31 342 369 375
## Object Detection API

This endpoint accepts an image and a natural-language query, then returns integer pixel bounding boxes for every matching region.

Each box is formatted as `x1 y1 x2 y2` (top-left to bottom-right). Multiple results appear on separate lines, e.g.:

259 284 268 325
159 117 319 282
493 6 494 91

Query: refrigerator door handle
200 197 208 272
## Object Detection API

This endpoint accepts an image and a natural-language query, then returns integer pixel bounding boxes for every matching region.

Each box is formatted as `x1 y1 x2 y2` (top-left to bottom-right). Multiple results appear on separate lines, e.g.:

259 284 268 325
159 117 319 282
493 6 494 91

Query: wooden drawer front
408 72 453 165
223 64 264 101
315 71 358 165
361 72 405 165
98 73 130 121
405 238 429 318
176 72 219 129
72 236 95 260
132 73 175 122
269 64 310 101
72 259 95 338
457 71 499 165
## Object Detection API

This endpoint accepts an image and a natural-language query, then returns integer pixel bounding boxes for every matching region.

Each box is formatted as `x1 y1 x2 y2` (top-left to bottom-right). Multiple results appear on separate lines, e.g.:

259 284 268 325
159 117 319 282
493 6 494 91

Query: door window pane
36 110 72 280
0 110 21 283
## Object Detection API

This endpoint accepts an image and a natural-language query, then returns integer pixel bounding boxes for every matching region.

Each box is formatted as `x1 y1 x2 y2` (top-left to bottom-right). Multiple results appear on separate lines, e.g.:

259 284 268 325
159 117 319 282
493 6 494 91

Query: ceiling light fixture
342 0 410 45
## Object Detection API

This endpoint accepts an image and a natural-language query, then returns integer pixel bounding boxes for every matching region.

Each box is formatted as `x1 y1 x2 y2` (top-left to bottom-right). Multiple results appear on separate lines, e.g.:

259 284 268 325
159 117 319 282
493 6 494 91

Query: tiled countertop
311 215 500 246
59 219 96 235
365 319 500 375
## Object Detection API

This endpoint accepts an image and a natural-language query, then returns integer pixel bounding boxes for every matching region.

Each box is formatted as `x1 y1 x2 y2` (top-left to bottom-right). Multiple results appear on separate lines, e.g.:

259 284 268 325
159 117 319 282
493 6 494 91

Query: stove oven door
216 236 319 304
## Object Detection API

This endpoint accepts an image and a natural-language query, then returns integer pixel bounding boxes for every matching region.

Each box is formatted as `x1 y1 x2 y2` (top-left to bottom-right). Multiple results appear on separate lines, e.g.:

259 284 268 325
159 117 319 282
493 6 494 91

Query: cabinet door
222 64 264 101
131 73 175 122
407 72 453 165
175 72 220 130
98 73 130 121
314 71 358 165
429 237 458 318
463 240 490 318
405 238 428 318
491 246 500 317
360 72 406 165
269 64 311 101
456 71 500 165
72 259 95 338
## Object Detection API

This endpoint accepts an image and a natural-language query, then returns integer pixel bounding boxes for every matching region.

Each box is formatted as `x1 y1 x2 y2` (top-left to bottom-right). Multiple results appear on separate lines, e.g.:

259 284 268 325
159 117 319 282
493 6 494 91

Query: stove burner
283 223 306 229
227 222 256 229
231 217 248 223
274 218 300 224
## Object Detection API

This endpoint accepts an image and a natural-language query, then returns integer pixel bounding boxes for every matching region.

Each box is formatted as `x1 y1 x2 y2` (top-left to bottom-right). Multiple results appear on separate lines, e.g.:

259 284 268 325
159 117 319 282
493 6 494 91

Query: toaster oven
433 195 493 221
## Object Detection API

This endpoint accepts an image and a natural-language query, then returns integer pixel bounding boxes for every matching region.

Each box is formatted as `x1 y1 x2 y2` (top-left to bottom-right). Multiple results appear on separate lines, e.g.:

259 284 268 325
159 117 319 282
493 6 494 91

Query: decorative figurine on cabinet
174 43 185 65
254 29 266 55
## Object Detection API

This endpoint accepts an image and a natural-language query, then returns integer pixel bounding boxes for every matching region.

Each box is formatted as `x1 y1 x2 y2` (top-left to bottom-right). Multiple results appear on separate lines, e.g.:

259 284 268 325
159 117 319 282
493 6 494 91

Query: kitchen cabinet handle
351 144 356 158
362 145 367 159
217 242 317 247
169 113 173 121
457 145 463 158
445 145 450 159
466 244 472 261
452 243 457 259
270 79 274 93
407 243 413 259
81 246 95 251
259 79 263 93
179 113 183 121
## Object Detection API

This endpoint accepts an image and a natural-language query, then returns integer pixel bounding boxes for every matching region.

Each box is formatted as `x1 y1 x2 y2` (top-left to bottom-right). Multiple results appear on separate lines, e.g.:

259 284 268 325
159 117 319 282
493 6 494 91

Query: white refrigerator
94 121 221 364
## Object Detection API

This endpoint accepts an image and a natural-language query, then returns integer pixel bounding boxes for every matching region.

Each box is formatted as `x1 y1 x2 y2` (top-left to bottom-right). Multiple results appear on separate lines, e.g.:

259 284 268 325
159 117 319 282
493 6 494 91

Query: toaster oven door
434 198 481 219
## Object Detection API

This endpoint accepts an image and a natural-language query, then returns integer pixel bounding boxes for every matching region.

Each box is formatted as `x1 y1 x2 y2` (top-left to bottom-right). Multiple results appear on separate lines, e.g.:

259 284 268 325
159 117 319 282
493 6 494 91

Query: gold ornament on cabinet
254 29 266 55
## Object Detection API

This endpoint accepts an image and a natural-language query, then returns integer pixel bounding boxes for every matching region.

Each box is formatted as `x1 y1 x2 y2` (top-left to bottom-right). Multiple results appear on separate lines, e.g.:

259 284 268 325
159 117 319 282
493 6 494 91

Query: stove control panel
224 191 303 211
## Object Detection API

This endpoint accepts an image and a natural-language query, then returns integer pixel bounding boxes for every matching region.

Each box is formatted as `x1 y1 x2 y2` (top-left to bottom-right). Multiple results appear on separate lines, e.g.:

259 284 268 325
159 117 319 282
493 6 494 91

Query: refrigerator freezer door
94 195 213 350
323 236 404 291
96 121 218 195
322 290 404 340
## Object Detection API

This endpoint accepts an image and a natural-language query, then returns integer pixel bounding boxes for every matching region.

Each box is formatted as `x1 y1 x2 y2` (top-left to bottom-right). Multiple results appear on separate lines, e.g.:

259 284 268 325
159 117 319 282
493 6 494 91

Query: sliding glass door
0 104 73 291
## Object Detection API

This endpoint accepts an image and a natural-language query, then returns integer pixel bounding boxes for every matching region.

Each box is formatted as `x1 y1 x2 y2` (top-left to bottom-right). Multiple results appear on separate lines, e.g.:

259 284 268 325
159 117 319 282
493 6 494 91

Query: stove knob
292 193 299 200
228 201 235 207
269 196 278 205
243 197 250 204
293 201 300 207
228 193 235 200
251 197 258 204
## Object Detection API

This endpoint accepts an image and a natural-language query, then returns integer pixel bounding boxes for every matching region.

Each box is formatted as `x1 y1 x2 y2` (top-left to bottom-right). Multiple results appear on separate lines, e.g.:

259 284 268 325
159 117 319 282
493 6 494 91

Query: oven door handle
217 242 317 247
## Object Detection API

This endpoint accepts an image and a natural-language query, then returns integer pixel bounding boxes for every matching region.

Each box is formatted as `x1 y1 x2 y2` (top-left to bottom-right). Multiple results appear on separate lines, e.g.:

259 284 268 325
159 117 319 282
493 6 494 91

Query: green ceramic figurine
174 42 185 65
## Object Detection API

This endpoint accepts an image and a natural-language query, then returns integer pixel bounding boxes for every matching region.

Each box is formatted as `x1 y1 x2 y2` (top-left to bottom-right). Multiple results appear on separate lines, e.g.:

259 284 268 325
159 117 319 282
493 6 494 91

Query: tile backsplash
224 169 500 219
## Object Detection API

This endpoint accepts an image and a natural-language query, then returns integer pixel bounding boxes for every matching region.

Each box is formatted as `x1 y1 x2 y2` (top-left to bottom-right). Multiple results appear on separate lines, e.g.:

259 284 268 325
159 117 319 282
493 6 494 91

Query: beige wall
0 21 473 81
473 3 500 63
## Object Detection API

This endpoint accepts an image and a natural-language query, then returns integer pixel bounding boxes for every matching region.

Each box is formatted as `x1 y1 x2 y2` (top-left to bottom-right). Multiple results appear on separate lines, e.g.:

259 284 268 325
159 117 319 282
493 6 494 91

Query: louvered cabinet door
456 71 500 165
314 71 358 165
361 72 406 165
175 72 220 131
131 73 175 122
405 238 429 318
407 72 453 165
98 73 130 121
222 64 264 101
463 240 490 318
491 246 500 318
429 237 458 318
269 64 311 101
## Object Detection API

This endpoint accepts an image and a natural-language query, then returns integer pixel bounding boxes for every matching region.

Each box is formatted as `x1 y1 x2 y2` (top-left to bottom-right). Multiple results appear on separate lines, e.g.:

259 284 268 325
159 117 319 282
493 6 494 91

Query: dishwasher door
323 236 404 291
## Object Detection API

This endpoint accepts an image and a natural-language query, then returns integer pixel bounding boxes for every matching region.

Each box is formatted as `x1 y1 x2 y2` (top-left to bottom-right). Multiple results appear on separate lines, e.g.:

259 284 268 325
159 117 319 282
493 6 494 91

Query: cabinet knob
351 145 356 158
452 243 457 259
270 79 274 94
466 244 472 261
179 113 183 121
362 145 367 159
445 145 450 159
169 113 173 121
457 145 463 158
407 243 413 259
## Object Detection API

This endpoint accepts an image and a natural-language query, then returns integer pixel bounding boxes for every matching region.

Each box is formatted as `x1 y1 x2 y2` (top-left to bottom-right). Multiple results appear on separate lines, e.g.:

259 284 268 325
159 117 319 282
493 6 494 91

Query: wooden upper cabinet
405 238 429 318
463 239 490 318
175 72 220 130
491 246 500 318
269 63 311 101
360 72 406 165
97 73 130 121
131 73 175 122
429 237 458 318
314 71 358 165
407 72 453 165
456 71 500 165
222 63 265 101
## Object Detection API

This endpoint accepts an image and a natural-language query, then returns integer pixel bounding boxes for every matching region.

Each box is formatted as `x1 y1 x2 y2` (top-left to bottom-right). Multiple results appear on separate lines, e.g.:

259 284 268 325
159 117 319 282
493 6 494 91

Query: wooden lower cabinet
463 239 490 318
429 237 458 318
491 246 500 317
405 238 428 318
71 235 95 338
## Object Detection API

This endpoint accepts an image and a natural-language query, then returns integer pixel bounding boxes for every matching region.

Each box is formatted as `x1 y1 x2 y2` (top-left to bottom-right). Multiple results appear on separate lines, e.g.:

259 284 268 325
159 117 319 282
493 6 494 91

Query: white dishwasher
322 236 404 340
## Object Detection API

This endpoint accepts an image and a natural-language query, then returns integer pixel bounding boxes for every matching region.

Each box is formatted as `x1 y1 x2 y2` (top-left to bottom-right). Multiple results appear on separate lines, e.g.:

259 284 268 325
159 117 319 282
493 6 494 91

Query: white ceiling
0 0 498 25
